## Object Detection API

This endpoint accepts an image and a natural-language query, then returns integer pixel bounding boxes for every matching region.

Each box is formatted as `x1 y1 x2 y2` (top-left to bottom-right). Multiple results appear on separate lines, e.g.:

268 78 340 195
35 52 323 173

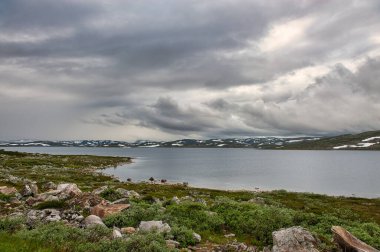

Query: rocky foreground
0 149 379 251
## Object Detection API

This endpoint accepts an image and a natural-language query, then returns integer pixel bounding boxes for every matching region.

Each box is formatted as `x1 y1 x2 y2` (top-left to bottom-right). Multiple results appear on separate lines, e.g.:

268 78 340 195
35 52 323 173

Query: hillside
270 131 380 150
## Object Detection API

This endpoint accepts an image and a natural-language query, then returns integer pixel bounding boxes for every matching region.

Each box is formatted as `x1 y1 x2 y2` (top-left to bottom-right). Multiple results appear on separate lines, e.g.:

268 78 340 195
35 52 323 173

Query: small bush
165 202 224 232
170 225 196 247
0 217 26 233
100 188 123 202
104 202 163 228
0 193 12 202
212 197 294 245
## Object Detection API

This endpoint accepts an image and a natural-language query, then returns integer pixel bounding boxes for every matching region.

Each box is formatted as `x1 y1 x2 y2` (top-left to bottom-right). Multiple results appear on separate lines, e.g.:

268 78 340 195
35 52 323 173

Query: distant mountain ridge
1 131 380 150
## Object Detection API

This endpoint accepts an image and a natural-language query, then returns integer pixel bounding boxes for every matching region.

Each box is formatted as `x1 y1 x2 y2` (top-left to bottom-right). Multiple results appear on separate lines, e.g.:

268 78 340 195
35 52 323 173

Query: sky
1 0 380 141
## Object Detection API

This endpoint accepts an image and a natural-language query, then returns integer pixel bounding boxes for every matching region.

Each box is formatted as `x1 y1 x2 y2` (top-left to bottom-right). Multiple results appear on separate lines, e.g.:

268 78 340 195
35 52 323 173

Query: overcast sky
1 0 380 141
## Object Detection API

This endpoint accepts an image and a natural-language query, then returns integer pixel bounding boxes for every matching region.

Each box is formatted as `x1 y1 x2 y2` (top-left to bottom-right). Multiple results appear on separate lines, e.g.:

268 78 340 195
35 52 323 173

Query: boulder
84 215 106 228
272 226 319 252
138 221 171 233
121 227 136 234
56 183 82 199
0 186 18 196
91 201 130 218
332 226 379 252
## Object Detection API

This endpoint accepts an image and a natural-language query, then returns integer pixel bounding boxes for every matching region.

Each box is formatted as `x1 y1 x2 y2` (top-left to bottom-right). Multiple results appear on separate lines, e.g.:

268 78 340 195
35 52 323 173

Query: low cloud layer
1 0 380 140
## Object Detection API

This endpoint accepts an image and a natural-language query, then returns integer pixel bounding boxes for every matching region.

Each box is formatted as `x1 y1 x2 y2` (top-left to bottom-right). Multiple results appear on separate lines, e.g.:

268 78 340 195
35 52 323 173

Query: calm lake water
3 147 380 198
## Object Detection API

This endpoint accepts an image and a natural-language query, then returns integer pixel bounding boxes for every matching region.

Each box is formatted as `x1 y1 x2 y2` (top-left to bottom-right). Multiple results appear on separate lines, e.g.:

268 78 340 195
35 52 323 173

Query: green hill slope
266 131 380 150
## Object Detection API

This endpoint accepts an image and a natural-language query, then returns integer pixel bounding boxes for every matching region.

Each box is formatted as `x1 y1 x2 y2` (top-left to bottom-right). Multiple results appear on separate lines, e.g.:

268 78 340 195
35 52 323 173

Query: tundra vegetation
0 149 379 251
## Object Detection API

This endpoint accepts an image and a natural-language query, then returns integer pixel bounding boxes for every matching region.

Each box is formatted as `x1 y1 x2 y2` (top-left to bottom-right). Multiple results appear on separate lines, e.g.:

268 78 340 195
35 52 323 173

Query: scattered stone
181 196 194 202
115 188 140 199
21 183 38 197
42 181 57 190
0 186 18 196
139 221 171 233
9 197 21 204
113 228 123 239
272 226 319 252
166 240 180 249
67 192 103 209
7 175 22 184
195 198 207 205
91 201 130 218
29 183 39 196
44 195 59 202
121 227 136 234
332 226 379 252
84 215 106 228
213 242 256 252
171 196 180 204
27 209 61 227
92 186 108 195
248 197 266 205
193 232 202 243
224 233 236 238
21 184 33 197
112 198 129 204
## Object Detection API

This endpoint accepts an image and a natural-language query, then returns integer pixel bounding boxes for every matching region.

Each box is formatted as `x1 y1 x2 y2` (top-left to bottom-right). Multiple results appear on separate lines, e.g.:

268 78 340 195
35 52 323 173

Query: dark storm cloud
1 0 380 140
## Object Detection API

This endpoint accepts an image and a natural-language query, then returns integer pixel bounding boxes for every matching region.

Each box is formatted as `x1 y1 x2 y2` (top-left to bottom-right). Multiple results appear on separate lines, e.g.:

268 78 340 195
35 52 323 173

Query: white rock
139 221 171 233
193 232 202 243
113 229 123 239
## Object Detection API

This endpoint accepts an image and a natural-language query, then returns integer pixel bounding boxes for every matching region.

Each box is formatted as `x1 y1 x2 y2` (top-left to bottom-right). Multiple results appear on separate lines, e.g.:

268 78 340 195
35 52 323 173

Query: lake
3 147 380 198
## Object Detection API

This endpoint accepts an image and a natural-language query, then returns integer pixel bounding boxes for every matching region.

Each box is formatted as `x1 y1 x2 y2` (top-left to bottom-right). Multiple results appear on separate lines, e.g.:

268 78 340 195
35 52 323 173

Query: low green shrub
170 225 196 247
164 202 224 232
0 217 26 233
100 188 123 202
212 197 294 245
76 232 169 252
104 202 163 228
0 193 12 202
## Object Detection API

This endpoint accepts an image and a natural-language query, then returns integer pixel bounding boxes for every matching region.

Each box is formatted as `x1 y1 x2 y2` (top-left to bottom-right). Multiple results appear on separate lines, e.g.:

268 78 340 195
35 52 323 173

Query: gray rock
171 196 180 204
115 188 141 199
21 185 33 197
272 226 319 252
112 198 129 204
193 232 202 243
166 240 180 249
27 209 61 227
42 181 57 190
113 228 123 239
84 215 106 228
248 197 266 205
92 186 108 195
139 221 171 233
